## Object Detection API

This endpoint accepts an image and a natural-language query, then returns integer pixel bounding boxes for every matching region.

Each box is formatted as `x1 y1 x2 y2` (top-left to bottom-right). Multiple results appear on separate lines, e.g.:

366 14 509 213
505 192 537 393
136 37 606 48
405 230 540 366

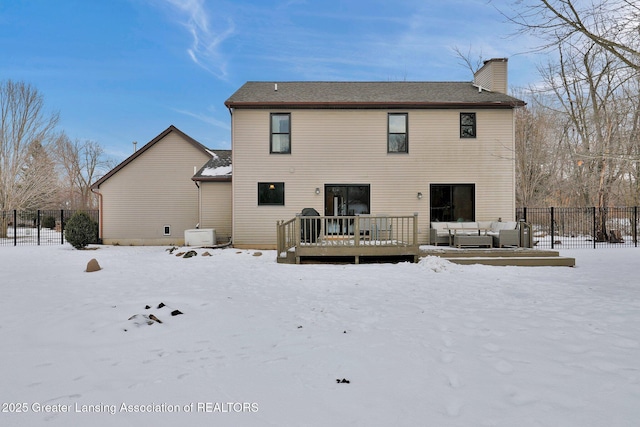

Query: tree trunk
0 216 8 238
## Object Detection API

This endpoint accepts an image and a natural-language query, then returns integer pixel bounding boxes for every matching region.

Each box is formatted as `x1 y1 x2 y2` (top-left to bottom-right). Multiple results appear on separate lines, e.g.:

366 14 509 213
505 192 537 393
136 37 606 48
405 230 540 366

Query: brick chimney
473 58 508 94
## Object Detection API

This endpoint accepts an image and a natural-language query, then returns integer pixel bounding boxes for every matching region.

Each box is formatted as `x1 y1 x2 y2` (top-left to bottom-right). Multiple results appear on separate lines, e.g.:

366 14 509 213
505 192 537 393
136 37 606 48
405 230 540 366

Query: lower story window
258 182 285 205
430 184 475 222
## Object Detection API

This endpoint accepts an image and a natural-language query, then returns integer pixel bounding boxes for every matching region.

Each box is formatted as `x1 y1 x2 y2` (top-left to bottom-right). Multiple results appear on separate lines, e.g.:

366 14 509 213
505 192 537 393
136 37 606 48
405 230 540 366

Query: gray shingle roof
192 150 232 181
225 81 525 108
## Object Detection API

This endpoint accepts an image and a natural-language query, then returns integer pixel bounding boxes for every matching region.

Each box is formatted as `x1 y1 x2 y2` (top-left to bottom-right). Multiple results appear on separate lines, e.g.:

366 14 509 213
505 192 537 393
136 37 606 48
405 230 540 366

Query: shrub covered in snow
64 212 98 249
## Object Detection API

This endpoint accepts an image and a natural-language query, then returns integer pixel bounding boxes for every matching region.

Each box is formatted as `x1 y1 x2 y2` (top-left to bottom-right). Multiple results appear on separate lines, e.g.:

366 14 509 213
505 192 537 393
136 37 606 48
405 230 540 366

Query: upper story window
388 113 408 153
271 113 291 153
460 113 476 138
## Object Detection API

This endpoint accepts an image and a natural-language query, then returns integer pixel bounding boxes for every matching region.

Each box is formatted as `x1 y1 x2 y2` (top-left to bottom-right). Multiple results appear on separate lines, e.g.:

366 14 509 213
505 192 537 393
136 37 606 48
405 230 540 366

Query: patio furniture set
429 221 520 248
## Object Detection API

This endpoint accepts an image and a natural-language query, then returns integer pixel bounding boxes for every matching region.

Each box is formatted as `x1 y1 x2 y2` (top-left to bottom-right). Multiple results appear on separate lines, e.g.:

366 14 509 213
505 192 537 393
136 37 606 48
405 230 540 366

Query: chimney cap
483 57 508 65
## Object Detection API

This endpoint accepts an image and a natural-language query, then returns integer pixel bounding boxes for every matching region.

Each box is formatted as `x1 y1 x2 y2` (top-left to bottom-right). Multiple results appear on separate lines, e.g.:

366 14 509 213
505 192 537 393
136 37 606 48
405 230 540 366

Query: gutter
224 101 525 109
90 186 103 243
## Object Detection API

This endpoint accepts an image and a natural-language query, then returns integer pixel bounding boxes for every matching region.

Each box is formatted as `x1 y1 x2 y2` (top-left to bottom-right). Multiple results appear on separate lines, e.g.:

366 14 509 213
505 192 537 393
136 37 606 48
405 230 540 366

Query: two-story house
91 58 524 249
225 58 524 248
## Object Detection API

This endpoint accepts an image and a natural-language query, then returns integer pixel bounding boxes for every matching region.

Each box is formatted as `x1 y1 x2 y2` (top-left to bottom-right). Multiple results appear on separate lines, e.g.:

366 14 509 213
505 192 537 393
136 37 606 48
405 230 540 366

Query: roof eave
192 176 232 182
224 101 525 109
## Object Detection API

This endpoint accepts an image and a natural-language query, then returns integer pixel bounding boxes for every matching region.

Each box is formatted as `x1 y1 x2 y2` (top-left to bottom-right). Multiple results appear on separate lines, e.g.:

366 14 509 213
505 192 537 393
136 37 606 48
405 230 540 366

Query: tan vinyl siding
232 108 516 248
199 182 232 243
98 133 210 245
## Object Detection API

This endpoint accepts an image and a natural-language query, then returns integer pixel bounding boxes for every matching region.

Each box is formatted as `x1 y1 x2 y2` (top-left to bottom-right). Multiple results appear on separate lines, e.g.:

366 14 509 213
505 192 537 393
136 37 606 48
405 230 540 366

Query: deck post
295 215 301 247
354 216 360 247
413 213 419 246
276 220 282 255
295 215 301 263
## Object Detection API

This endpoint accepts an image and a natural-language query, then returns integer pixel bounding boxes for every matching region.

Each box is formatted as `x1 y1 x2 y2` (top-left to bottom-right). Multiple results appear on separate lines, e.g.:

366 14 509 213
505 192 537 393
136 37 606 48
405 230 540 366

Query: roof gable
91 125 211 189
225 81 525 109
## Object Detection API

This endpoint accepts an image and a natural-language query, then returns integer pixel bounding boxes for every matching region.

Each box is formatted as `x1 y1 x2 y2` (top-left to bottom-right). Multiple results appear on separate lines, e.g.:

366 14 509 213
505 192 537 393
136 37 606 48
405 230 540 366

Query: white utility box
184 229 216 246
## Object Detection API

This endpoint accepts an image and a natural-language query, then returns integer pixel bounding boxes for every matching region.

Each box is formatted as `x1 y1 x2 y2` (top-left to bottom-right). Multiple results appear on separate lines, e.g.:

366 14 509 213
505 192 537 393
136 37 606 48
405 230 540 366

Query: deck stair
421 248 575 267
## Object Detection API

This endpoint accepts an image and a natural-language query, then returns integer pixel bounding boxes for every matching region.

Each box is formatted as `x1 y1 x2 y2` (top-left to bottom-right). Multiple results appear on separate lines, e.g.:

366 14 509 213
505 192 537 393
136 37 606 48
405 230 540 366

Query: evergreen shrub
42 216 56 229
64 212 98 249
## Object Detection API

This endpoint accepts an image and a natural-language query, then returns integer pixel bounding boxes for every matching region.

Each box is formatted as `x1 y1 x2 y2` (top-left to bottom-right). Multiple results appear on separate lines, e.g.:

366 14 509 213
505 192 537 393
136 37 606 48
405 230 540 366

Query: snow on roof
201 165 232 177
193 149 232 181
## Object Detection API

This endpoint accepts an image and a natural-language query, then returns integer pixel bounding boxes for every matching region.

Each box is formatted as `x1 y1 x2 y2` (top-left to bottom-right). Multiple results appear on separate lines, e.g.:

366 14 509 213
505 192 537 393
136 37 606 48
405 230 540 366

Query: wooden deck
277 214 420 264
276 215 574 266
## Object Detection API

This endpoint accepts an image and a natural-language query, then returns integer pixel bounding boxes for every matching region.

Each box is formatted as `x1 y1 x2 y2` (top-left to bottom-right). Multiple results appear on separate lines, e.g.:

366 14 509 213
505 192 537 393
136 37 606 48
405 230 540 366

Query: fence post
633 206 638 248
550 207 554 249
13 210 17 246
37 210 41 246
60 209 65 245
592 207 597 249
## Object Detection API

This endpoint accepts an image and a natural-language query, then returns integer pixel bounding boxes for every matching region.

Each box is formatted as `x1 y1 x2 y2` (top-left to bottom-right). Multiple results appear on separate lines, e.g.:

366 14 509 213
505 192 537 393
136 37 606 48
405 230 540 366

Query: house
90 125 231 245
226 58 524 249
92 58 524 249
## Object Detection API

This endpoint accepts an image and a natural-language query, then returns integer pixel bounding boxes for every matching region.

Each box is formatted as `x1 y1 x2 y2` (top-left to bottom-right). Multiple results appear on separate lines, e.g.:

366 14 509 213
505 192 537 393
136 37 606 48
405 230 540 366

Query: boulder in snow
85 258 101 272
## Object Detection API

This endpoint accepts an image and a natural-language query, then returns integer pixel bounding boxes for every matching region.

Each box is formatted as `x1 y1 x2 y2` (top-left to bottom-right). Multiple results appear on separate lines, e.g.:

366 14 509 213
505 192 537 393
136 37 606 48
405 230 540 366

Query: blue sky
0 0 540 162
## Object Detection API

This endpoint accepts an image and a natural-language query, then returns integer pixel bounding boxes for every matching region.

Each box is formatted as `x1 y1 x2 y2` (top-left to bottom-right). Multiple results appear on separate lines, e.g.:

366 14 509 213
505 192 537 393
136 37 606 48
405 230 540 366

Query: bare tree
502 0 640 228
533 43 640 238
500 0 640 70
452 46 485 76
0 80 59 236
613 74 640 205
514 91 567 207
54 135 113 210
20 140 61 210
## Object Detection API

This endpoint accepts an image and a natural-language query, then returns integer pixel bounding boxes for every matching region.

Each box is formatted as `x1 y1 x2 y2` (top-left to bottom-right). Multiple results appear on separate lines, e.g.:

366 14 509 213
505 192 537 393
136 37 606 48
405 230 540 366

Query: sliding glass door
430 184 475 222
324 185 370 216
324 185 370 234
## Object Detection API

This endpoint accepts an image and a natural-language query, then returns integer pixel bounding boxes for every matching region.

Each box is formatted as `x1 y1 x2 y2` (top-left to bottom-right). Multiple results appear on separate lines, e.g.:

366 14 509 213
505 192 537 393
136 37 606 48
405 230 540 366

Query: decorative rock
171 310 183 316
85 258 101 272
252 251 262 257
148 314 163 324
201 251 211 256
183 250 197 258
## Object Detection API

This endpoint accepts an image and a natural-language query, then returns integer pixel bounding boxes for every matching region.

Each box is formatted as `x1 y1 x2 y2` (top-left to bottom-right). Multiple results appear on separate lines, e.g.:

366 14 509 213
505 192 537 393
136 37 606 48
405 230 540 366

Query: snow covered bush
64 212 98 249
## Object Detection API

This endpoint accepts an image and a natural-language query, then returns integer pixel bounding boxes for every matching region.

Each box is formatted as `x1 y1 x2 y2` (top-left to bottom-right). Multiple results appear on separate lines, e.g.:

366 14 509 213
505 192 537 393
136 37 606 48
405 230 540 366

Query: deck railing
277 214 419 258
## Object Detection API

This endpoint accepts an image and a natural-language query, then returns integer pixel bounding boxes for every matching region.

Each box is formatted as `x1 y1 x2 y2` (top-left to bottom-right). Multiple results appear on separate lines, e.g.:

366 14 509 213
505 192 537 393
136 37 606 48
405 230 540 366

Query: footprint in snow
483 343 501 353
445 400 463 417
494 360 514 374
440 352 455 364
446 372 462 388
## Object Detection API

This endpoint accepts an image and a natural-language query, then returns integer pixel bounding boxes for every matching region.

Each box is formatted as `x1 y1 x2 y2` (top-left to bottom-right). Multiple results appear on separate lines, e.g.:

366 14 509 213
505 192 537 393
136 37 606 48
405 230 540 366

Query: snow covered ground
0 244 639 427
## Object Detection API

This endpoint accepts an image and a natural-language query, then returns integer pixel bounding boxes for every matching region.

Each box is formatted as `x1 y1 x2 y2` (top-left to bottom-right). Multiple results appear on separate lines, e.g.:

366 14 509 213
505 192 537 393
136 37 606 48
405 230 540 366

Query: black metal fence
517 207 639 249
0 209 99 246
